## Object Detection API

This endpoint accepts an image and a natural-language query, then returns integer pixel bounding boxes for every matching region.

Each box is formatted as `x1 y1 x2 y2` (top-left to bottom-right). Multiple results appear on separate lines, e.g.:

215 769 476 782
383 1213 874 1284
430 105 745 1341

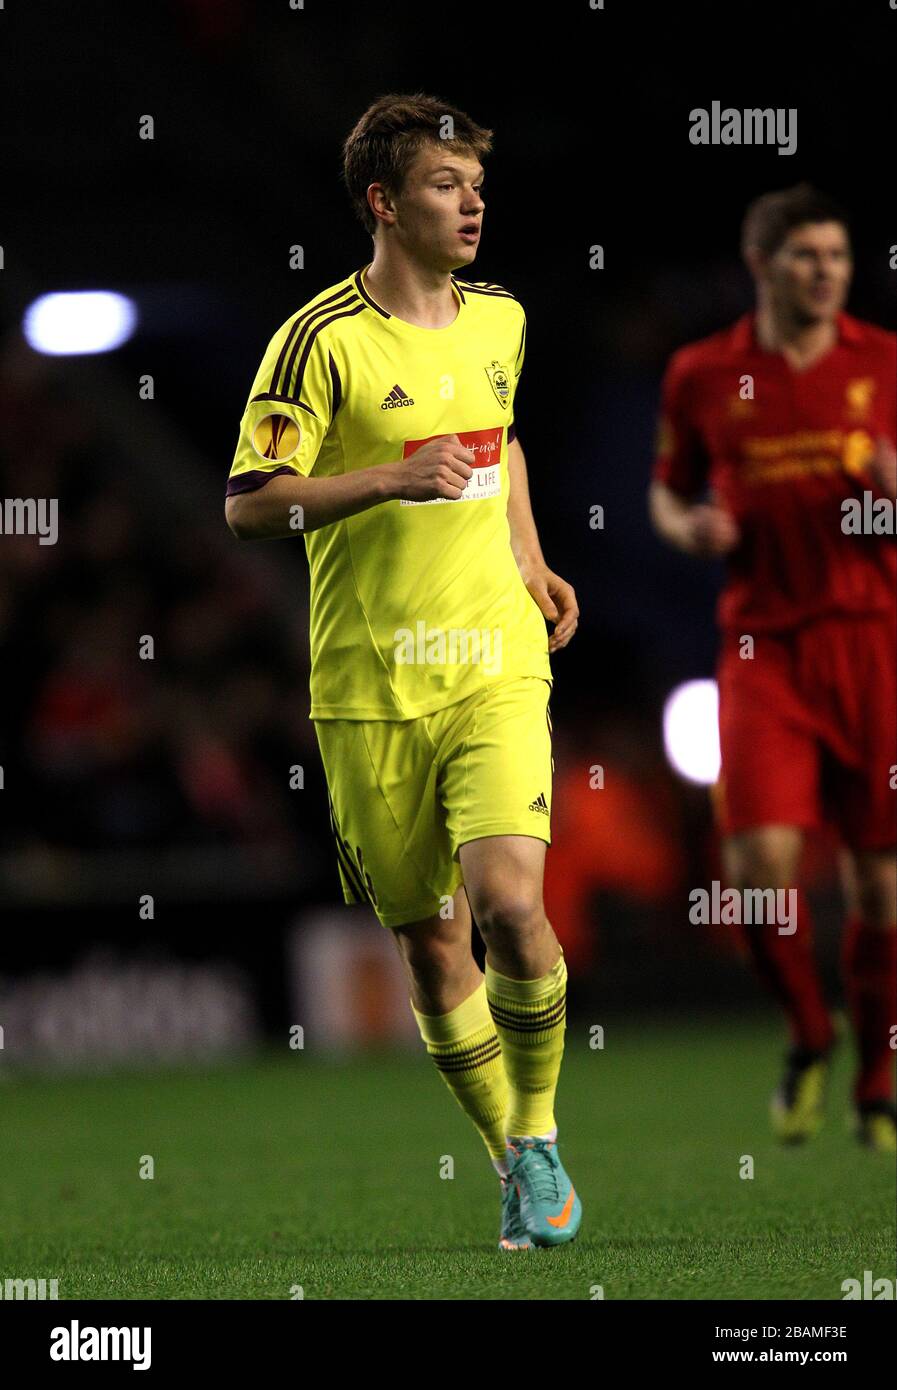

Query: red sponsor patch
402 427 504 466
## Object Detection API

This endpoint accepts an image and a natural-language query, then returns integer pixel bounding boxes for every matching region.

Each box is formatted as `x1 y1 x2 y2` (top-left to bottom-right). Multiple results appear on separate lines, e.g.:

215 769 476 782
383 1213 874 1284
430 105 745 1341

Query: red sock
841 917 897 1107
742 890 834 1052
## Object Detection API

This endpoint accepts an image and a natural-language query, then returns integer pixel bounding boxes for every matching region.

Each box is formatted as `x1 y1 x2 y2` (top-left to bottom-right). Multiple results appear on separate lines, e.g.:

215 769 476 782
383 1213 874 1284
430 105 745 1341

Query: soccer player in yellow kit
225 94 581 1250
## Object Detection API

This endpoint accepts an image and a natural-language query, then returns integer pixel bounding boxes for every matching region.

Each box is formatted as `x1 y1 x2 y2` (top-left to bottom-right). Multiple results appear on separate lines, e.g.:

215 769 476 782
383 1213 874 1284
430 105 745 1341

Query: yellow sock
411 978 509 1161
485 950 567 1137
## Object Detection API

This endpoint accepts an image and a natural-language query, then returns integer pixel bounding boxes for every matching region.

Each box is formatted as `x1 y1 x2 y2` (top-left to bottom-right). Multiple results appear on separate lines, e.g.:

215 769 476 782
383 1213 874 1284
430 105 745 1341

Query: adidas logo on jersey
380 384 415 409
528 792 549 816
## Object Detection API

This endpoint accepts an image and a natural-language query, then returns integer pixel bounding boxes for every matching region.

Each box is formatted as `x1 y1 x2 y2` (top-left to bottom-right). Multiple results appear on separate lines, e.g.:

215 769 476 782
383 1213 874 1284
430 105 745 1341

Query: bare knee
395 917 468 979
850 852 897 928
392 893 479 1012
470 878 543 942
468 878 557 980
460 838 556 976
725 826 803 890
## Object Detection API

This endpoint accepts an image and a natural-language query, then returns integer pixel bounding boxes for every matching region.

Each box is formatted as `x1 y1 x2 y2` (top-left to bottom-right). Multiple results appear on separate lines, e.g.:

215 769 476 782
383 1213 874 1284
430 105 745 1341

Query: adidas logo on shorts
528 791 549 815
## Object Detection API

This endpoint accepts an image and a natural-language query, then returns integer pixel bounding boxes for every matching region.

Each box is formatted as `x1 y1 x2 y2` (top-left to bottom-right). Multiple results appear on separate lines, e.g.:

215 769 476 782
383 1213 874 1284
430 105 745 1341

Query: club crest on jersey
485 361 511 408
252 413 301 461
845 378 875 421
843 429 875 476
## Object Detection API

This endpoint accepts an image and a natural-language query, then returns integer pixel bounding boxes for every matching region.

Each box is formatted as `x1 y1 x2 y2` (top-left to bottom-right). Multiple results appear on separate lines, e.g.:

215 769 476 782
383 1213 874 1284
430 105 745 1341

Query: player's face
391 145 485 271
764 221 852 325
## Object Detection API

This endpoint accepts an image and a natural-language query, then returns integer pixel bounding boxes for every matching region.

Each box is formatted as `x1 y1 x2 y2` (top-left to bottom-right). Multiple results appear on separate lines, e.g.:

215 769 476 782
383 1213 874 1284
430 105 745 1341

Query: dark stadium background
1 0 894 1066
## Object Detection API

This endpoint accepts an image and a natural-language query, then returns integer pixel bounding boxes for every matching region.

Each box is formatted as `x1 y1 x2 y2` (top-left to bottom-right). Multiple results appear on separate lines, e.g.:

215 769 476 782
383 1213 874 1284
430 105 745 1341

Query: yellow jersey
227 265 551 719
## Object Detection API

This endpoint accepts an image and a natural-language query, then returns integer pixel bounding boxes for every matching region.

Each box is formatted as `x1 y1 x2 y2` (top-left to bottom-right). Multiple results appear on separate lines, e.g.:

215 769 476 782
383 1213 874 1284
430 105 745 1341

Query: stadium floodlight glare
662 678 721 785
23 291 138 356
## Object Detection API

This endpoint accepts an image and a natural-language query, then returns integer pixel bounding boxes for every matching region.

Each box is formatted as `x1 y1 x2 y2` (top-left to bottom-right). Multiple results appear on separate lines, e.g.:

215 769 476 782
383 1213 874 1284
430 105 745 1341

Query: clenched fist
391 434 475 502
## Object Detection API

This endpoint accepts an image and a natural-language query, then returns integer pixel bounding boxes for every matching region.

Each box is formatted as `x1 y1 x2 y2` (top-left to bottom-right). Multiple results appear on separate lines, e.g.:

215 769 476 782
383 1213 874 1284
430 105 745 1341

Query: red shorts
715 612 897 851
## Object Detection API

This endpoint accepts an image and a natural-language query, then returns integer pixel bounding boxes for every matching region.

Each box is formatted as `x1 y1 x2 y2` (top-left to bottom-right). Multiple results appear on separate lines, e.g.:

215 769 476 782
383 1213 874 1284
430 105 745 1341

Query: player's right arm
224 315 474 538
647 350 739 558
226 435 475 539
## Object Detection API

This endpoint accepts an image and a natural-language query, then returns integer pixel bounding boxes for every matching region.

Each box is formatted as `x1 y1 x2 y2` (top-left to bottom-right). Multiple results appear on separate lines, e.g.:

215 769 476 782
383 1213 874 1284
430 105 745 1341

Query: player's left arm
507 434 579 652
870 435 897 498
869 338 897 498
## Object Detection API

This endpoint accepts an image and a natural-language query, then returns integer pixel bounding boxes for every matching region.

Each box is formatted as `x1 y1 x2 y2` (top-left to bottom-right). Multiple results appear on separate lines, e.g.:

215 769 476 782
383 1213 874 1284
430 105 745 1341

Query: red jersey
653 311 897 632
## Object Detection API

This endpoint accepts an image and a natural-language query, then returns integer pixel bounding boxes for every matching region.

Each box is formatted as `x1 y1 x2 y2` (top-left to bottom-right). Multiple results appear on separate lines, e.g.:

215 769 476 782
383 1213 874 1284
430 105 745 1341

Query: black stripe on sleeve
328 351 342 418
454 285 516 300
226 465 298 497
282 303 365 404
515 315 526 374
249 393 318 415
269 286 358 396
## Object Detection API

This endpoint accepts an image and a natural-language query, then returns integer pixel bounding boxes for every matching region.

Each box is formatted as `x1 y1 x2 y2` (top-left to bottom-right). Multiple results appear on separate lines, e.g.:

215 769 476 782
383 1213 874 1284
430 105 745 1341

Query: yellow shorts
313 676 553 928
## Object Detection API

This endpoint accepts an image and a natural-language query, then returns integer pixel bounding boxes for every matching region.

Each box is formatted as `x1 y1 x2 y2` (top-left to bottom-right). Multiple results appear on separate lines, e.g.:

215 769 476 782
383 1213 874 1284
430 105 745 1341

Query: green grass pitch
1 1015 893 1300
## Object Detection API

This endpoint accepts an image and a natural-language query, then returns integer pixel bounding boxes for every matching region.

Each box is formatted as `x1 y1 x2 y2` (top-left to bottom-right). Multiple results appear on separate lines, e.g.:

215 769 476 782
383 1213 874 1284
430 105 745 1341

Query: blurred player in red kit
649 185 896 1150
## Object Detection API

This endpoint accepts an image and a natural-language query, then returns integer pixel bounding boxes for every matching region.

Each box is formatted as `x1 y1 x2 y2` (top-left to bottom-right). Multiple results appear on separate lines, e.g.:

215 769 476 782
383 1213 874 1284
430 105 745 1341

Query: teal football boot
506 1137 581 1247
498 1174 534 1251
